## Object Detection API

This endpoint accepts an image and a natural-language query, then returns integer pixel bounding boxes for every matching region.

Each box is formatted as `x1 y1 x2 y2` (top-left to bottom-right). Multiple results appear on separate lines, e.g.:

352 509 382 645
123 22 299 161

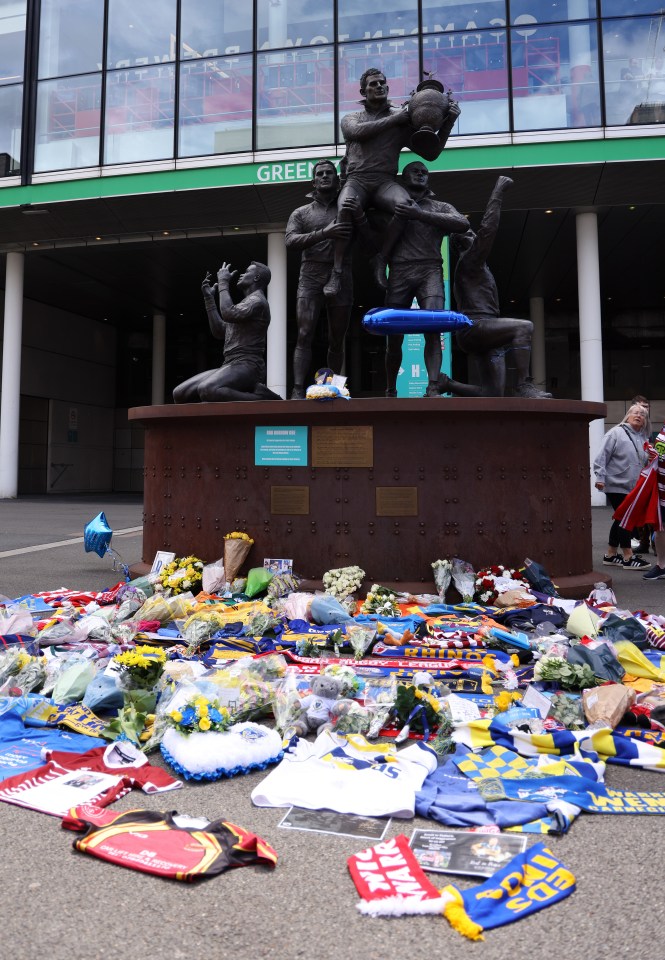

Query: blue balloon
362 307 473 336
84 511 113 558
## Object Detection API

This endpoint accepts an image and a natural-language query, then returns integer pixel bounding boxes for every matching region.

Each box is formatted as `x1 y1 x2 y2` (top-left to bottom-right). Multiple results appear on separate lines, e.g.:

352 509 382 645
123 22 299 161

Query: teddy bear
292 674 344 737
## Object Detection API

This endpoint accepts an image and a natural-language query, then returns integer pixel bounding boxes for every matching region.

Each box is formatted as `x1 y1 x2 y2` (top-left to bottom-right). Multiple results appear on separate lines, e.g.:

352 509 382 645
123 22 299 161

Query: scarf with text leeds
441 842 576 941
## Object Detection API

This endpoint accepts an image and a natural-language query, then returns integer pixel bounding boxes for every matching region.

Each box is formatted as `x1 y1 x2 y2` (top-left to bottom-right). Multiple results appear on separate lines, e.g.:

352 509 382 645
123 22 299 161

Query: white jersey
251 731 437 819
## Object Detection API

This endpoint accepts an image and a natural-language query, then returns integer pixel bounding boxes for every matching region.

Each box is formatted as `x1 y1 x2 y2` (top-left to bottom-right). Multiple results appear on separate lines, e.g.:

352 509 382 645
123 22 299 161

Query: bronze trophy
408 77 451 161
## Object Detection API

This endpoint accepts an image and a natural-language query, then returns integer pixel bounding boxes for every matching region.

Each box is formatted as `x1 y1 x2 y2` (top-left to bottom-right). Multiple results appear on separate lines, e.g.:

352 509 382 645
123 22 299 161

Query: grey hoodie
593 423 647 494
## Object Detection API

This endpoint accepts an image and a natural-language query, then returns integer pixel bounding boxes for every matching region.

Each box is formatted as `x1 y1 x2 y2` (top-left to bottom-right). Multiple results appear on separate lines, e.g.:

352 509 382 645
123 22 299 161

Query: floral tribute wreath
474 565 527 605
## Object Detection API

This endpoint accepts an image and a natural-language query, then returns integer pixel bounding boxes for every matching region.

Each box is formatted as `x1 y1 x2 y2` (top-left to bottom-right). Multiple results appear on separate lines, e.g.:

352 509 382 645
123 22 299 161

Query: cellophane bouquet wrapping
452 557 476 602
431 559 453 601
271 671 306 735
346 624 376 660
202 557 226 595
223 531 254 584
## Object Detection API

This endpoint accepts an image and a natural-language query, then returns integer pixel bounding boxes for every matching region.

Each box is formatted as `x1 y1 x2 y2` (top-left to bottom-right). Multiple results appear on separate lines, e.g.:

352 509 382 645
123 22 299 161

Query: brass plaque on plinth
376 486 418 516
271 486 310 515
311 425 373 467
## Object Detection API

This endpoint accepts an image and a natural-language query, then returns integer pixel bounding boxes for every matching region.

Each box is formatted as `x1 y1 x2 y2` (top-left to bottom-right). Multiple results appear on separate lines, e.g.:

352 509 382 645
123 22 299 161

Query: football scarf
63 805 277 881
348 834 448 916
477 773 665 815
440 842 576 940
454 719 665 772
454 745 603 782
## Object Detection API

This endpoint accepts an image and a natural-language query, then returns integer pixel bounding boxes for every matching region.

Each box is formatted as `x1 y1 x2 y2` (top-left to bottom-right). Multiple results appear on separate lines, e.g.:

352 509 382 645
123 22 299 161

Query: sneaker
424 383 442 397
623 555 650 570
602 554 624 566
643 565 665 580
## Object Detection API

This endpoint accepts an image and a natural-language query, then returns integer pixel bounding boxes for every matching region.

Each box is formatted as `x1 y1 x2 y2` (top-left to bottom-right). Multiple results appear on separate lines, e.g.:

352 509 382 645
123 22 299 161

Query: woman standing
593 405 650 570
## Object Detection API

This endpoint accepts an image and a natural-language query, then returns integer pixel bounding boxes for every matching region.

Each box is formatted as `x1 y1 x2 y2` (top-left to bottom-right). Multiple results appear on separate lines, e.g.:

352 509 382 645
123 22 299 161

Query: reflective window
603 15 665 125
38 0 104 80
423 29 509 134
337 38 420 122
510 0 597 25
601 1 664 15
256 0 333 50
35 74 101 171
0 0 26 86
257 46 335 150
104 64 175 164
180 0 253 59
179 55 252 156
0 83 22 173
421 0 507 33
511 21 601 129
107 0 177 69
337 0 417 43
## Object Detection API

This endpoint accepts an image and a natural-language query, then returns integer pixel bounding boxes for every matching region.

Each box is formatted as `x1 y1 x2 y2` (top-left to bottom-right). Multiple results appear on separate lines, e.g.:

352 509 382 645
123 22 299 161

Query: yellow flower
199 717 211 731
171 710 183 722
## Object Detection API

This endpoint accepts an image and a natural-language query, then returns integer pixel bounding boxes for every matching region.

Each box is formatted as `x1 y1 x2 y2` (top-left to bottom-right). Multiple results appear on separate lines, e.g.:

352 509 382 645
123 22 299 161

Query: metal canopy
0 158 663 330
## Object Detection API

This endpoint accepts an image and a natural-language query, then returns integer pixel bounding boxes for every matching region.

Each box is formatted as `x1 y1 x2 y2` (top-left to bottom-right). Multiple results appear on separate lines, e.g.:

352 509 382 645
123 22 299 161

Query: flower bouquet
474 565 528 605
223 531 254 584
113 645 167 691
431 559 453 601
345 624 376 660
160 556 205 596
451 557 476 603
322 564 365 600
361 584 400 618
533 654 601 691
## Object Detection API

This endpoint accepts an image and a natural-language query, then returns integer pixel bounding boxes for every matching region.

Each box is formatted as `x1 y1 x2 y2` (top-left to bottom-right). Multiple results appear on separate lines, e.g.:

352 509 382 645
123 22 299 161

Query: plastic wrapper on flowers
160 556 205 596
327 699 392 738
0 649 37 688
346 624 376 660
177 610 229 656
10 656 47 695
270 671 307 736
431 559 452 601
451 557 476 602
134 592 196 626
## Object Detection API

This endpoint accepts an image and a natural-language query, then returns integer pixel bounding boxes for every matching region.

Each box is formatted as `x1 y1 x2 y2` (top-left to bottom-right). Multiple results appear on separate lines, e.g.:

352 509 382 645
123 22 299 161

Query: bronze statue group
174 68 550 404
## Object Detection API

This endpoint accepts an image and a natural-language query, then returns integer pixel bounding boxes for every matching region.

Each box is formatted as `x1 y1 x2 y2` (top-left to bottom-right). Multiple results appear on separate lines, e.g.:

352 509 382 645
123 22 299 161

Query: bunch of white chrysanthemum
322 565 365 599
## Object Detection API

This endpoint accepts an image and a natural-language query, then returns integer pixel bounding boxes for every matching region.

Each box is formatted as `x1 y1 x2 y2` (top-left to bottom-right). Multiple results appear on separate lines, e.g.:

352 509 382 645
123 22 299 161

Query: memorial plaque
311 425 373 467
271 485 310 515
376 486 418 516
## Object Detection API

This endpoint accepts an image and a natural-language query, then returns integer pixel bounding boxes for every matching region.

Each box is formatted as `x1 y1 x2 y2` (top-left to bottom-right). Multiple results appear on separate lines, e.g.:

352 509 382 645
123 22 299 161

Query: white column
266 231 287 399
529 295 546 390
0 252 25 499
576 210 605 506
151 312 166 405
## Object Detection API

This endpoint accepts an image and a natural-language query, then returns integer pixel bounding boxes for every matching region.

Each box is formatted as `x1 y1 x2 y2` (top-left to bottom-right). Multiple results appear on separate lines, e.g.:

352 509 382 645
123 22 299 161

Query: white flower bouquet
322 565 365 600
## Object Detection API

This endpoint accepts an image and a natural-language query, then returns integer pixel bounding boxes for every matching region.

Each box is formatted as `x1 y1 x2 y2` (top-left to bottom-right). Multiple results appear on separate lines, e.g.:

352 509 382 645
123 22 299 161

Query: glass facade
0 0 26 174
0 1 657 177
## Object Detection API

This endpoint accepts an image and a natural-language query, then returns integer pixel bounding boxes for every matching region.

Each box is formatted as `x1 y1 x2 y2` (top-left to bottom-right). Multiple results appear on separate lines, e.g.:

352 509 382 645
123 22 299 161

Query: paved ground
1 497 664 960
